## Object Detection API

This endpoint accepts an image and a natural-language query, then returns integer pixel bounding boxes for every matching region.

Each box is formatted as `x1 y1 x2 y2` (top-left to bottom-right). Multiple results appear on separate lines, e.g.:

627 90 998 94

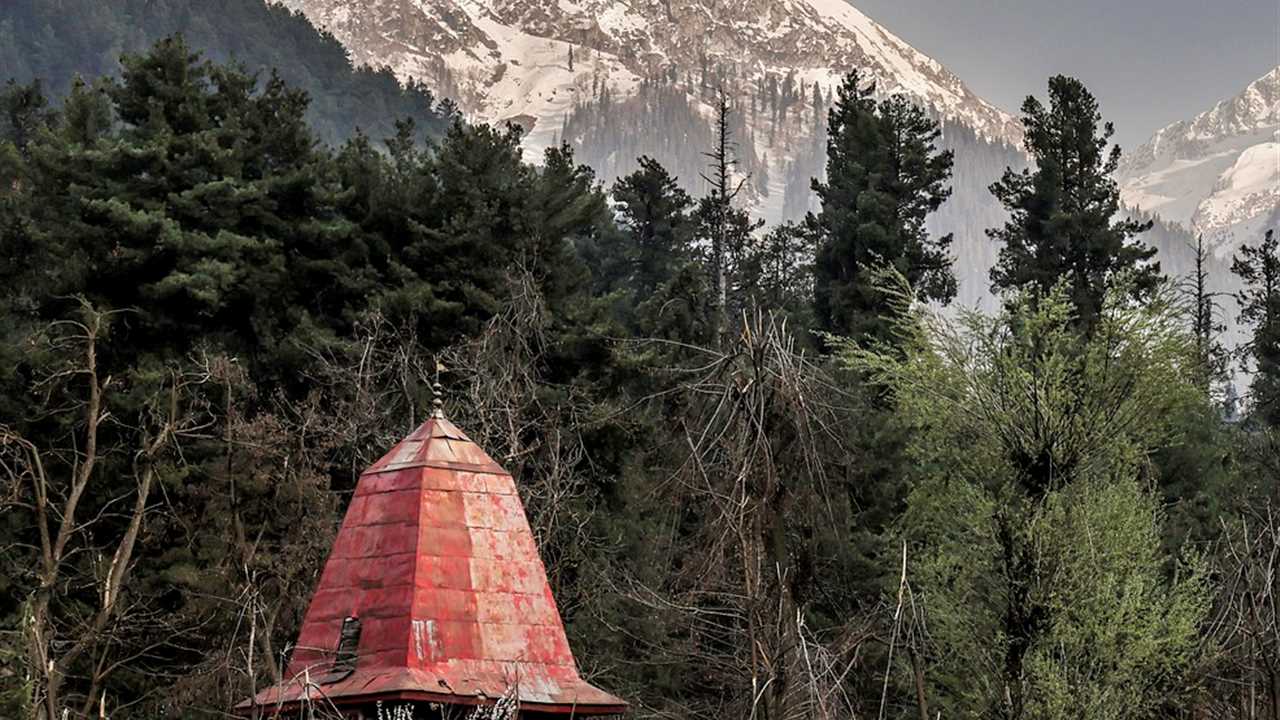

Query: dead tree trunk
2 302 209 718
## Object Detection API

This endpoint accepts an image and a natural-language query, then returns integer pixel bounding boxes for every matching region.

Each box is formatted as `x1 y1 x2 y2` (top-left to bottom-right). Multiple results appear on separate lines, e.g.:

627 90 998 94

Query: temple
237 389 626 718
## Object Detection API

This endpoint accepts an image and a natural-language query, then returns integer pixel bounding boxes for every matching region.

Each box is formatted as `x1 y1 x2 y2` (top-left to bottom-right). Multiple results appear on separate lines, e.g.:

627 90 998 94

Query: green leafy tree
811 70 956 345
989 75 1159 330
843 278 1211 720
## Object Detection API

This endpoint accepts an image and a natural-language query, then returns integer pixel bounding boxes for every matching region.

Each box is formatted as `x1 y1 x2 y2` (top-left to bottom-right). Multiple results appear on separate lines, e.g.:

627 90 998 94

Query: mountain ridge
274 0 1035 307
1119 66 1280 255
275 0 1024 152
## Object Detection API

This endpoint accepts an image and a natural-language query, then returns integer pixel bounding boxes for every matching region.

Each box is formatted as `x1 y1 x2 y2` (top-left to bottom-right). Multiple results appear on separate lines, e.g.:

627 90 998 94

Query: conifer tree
610 156 694 296
739 221 816 322
0 79 55 154
0 0 451 146
810 70 956 345
0 40 633 715
60 77 113 146
989 75 1159 330
1232 228 1280 425
1186 234 1228 391
695 91 763 347
529 142 606 310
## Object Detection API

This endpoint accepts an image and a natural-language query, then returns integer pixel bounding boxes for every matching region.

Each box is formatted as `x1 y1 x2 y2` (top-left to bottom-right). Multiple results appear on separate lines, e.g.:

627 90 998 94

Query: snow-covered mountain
276 0 1022 152
1120 67 1280 257
274 0 1031 307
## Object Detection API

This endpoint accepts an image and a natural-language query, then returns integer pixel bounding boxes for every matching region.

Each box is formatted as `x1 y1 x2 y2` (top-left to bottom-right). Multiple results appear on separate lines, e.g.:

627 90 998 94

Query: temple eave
237 668 626 716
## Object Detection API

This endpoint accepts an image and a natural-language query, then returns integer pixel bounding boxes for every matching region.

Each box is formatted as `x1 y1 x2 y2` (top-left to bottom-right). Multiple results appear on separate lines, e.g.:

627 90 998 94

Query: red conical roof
239 412 625 715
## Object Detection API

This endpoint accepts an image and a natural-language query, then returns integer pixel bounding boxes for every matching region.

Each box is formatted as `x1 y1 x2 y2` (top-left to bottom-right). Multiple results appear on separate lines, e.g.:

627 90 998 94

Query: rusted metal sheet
237 415 626 716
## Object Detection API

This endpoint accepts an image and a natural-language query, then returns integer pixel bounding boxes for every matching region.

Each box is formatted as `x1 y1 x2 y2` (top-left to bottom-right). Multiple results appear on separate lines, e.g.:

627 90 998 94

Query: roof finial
432 363 446 419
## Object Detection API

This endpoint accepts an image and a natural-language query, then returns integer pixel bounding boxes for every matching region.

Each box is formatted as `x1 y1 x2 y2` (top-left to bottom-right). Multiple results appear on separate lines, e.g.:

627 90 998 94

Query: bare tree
297 309 436 476
0 301 215 718
441 271 604 604
613 308 866 720
699 90 763 349
1210 494 1280 720
1181 234 1229 392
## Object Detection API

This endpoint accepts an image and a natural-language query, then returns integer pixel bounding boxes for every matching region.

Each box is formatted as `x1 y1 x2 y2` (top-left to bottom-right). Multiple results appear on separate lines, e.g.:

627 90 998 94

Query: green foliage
989 76 1160 331
0 34 1252 720
606 155 695 297
842 278 1213 719
811 70 956 344
738 221 818 324
1232 229 1280 425
0 38 615 717
0 0 450 146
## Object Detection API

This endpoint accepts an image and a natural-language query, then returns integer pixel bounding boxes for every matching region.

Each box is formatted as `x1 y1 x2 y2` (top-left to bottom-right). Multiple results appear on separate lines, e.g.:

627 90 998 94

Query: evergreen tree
0 0 451 146
0 38 628 716
1186 234 1228 392
810 70 956 345
8 38 333 371
1232 228 1280 425
2 16 1265 720
694 91 763 346
528 142 609 320
738 221 816 323
608 155 694 297
59 77 113 146
989 75 1159 330
0 78 55 153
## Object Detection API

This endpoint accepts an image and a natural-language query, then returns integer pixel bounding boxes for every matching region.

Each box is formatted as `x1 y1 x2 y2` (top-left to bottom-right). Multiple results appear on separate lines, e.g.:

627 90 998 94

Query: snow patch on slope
278 0 1023 151
1120 67 1280 254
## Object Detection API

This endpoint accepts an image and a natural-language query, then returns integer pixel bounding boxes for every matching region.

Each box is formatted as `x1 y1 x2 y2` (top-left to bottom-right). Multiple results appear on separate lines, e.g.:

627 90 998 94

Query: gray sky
851 0 1280 149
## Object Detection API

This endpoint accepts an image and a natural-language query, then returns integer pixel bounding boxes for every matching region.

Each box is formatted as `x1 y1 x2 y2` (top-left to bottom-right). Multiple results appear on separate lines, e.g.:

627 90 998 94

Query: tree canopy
989 75 1160 330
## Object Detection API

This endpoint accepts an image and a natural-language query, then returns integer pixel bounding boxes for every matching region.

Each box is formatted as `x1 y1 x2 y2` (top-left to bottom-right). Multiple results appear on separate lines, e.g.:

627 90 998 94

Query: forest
1 30 1279 720
0 0 452 145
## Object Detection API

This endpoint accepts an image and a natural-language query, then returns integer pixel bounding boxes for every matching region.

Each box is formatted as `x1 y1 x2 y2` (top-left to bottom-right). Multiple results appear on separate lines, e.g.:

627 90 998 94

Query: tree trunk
909 643 930 720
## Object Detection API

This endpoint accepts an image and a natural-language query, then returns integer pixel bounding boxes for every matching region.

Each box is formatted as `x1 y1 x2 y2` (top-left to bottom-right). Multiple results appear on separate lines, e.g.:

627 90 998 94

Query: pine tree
1186 234 1228 392
1232 228 1280 425
609 156 694 296
989 75 1159 330
739 221 816 322
60 77 113 146
528 142 605 311
0 79 56 154
810 70 956 344
0 0 451 146
695 91 763 347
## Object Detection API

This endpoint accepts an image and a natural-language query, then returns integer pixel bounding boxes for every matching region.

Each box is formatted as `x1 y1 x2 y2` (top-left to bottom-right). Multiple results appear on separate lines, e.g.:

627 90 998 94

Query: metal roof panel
241 415 625 716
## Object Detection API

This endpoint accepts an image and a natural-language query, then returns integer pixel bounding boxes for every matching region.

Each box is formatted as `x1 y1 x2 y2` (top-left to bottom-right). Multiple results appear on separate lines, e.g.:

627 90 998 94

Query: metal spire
431 378 444 419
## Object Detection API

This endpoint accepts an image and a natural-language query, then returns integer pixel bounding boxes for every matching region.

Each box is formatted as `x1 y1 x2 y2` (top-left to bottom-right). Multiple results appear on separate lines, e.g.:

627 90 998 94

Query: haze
852 0 1280 149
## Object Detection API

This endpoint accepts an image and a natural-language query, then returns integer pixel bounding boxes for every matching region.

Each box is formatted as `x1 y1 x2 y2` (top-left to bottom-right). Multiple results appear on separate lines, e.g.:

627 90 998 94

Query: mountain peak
1128 65 1280 169
1120 66 1280 252
278 0 1023 149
